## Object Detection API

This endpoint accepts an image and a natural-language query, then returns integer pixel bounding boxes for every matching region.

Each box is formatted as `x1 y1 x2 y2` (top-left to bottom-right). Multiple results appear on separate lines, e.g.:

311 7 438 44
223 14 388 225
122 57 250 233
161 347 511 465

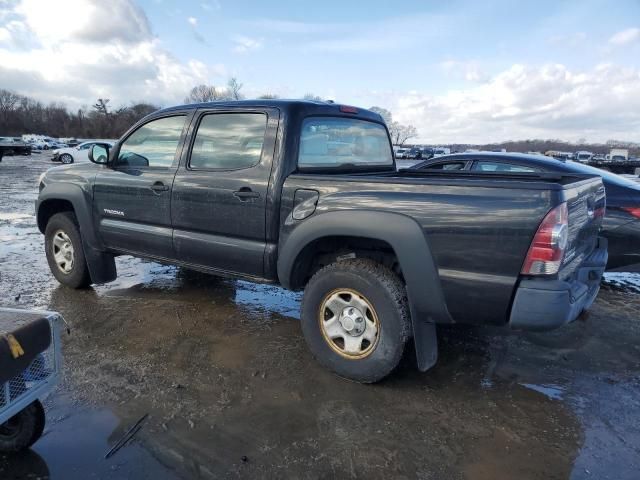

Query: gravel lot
1 154 639 479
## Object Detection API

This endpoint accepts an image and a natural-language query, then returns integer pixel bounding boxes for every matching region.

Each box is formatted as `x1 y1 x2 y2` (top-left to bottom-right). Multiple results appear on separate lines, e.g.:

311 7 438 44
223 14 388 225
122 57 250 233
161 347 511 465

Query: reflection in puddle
520 382 566 400
97 256 303 319
0 212 34 221
234 281 301 318
0 393 179 480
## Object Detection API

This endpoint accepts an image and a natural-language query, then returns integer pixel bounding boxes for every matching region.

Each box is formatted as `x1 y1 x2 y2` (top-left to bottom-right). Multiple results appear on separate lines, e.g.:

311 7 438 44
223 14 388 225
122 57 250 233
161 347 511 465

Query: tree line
0 89 160 139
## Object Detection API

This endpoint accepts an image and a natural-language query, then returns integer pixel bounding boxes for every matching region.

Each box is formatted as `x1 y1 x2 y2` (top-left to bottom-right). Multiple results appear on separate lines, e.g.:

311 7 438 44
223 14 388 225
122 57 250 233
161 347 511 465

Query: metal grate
0 312 62 425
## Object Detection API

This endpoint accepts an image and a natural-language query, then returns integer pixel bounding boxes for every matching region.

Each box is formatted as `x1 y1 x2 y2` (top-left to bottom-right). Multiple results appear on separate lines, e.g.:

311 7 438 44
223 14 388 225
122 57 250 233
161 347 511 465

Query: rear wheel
300 259 411 383
0 401 45 452
44 212 91 288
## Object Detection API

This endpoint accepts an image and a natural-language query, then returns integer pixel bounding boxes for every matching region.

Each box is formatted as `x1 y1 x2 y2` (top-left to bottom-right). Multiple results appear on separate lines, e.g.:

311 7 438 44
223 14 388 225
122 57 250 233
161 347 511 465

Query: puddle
234 281 301 318
0 212 34 221
1 393 179 480
520 382 566 400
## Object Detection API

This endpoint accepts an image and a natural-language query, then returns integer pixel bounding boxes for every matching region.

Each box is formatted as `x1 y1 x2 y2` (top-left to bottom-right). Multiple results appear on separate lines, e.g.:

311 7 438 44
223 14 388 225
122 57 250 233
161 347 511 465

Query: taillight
339 105 358 114
622 207 640 219
521 203 569 275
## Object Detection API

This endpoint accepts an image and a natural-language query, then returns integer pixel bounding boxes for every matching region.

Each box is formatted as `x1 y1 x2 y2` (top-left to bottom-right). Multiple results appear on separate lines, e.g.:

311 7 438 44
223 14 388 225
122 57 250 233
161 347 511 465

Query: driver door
93 113 191 259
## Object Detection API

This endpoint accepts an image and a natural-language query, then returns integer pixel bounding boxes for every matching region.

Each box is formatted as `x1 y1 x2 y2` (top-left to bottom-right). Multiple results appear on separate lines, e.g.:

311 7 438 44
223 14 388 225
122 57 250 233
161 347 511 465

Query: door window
422 161 467 170
117 116 186 168
189 113 267 170
472 161 536 172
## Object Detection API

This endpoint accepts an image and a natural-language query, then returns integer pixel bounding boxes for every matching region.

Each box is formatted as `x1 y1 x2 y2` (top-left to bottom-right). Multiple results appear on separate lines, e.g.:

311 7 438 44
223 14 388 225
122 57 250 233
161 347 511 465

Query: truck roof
155 99 385 124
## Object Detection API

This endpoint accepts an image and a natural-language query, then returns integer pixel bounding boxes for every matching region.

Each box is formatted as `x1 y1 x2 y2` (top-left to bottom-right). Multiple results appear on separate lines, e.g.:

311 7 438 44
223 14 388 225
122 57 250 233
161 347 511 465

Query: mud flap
83 243 117 284
412 320 438 372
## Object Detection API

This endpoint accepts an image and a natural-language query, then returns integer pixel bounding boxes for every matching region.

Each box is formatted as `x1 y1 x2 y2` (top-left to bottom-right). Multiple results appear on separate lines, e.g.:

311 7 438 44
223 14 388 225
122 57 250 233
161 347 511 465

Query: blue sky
1 0 639 142
140 0 639 97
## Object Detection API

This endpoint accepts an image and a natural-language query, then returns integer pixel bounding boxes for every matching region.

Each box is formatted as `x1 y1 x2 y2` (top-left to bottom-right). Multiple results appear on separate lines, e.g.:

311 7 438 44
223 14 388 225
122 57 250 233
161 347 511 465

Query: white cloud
15 0 152 44
200 1 220 11
188 16 197 26
0 0 226 108
609 27 640 46
388 63 640 143
439 60 487 83
232 35 262 54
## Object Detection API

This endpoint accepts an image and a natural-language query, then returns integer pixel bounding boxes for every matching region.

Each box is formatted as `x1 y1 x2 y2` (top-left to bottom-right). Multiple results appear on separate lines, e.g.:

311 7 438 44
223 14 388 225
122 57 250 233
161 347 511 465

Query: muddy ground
1 154 639 479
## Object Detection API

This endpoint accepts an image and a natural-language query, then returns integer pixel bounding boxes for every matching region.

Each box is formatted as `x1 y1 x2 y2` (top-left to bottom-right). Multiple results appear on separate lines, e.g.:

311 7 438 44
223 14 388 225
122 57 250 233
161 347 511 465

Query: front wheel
0 401 45 452
300 259 411 383
60 153 73 164
44 212 91 288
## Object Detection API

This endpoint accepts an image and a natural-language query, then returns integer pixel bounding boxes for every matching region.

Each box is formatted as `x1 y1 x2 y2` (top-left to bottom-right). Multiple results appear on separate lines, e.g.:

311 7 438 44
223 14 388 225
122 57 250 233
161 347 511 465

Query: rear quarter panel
280 175 558 325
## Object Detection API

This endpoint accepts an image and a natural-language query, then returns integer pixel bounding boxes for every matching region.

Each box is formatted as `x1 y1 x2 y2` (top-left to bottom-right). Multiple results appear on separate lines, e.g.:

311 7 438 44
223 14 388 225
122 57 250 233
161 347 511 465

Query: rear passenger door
171 108 279 277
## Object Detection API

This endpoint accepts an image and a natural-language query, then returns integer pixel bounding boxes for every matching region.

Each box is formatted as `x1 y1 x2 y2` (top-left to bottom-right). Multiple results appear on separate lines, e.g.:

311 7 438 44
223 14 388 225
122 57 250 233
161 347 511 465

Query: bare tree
227 77 244 100
258 93 279 99
93 98 111 116
0 89 23 120
303 93 323 101
369 106 393 125
389 122 418 145
184 84 223 103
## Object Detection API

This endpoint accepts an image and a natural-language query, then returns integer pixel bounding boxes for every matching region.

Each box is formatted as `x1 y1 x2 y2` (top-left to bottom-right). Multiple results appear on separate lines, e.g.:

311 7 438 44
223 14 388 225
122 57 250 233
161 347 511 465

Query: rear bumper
509 237 608 331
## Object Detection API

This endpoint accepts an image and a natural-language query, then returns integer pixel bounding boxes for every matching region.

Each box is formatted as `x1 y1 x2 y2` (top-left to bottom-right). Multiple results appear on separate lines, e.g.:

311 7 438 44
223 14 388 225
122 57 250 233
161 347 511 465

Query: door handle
233 188 260 201
150 181 169 193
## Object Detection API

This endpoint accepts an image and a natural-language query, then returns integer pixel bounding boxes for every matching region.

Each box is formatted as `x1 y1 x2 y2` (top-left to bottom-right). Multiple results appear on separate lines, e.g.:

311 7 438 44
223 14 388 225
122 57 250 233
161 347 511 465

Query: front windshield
565 161 640 189
298 117 393 169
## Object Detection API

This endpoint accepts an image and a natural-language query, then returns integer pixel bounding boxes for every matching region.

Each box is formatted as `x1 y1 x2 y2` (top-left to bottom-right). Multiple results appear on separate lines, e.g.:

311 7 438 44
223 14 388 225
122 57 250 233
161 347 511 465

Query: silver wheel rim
319 289 379 359
61 154 72 164
52 229 74 273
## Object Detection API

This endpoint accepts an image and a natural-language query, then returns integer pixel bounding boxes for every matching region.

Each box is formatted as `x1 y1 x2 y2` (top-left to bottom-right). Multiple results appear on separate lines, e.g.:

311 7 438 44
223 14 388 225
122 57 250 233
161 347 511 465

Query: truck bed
280 170 605 326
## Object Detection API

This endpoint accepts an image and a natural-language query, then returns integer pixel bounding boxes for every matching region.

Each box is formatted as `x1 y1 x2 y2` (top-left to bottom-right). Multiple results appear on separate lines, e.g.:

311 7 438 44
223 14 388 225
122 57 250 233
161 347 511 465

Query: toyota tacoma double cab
36 100 608 382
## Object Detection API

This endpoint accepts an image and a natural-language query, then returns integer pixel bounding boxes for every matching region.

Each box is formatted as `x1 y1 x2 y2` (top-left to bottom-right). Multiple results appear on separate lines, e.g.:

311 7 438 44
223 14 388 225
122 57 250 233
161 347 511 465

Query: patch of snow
602 272 640 293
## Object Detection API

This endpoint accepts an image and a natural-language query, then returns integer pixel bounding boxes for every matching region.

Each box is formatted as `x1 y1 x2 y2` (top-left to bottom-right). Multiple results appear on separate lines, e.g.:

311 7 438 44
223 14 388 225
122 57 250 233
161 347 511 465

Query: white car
394 148 409 159
52 141 113 164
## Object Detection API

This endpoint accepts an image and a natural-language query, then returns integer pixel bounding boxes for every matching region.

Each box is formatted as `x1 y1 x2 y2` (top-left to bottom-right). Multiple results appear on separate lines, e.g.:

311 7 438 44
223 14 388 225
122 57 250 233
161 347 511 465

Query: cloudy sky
1 0 639 143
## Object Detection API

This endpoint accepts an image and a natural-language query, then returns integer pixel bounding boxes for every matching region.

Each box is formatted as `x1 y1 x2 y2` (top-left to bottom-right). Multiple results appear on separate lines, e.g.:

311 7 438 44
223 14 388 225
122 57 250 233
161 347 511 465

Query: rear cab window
298 117 393 170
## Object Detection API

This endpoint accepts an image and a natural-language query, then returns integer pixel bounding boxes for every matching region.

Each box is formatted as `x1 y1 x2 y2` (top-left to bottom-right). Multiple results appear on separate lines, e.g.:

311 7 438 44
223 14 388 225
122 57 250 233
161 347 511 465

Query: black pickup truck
36 100 608 382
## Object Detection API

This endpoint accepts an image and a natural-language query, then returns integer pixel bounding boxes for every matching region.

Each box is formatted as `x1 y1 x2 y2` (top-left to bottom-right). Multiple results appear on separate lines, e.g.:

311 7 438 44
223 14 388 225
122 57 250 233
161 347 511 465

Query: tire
44 212 91 288
0 401 46 452
300 259 411 383
60 153 73 164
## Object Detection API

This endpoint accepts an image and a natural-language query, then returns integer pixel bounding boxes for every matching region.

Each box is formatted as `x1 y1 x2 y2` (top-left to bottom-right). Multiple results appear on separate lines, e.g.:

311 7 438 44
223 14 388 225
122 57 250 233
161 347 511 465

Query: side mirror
89 143 110 164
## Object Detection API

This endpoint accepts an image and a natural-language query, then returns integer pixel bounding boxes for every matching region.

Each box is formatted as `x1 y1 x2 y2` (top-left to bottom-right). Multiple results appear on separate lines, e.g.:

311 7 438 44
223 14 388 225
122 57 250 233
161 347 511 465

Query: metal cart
0 308 64 452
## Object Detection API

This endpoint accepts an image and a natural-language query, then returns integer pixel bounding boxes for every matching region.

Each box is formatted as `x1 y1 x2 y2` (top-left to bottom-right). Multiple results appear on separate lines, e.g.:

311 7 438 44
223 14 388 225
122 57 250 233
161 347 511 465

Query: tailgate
561 177 606 278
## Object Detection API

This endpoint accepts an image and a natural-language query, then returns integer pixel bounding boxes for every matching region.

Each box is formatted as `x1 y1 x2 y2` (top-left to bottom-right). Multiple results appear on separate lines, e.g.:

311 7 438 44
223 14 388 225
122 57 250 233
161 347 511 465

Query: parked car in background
575 151 593 163
394 147 409 159
52 141 114 164
411 152 640 269
432 147 450 157
405 147 434 160
28 140 46 151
